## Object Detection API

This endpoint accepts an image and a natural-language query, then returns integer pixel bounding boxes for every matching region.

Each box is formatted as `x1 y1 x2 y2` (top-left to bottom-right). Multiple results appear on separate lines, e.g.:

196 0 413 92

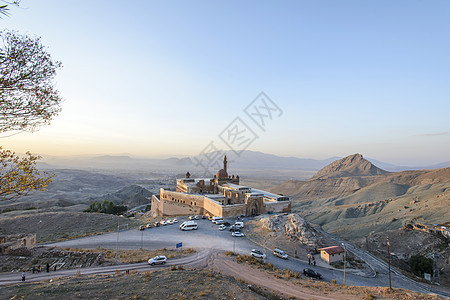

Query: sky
1 0 449 166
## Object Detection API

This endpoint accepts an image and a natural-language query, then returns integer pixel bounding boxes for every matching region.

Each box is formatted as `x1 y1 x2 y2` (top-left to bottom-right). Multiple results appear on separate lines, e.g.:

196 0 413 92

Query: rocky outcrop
258 213 318 247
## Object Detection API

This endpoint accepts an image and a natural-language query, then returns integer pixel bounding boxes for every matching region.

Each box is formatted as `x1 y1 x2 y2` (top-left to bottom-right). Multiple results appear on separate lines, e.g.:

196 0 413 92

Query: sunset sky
1 0 449 165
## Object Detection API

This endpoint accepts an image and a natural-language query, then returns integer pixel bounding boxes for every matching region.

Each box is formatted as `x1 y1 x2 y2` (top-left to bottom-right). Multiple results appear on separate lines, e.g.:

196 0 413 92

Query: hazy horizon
34 150 449 168
2 1 449 167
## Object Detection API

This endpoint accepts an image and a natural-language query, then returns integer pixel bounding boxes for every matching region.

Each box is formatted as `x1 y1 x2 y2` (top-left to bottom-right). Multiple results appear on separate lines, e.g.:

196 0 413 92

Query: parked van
234 221 244 229
180 221 198 231
179 220 195 229
212 217 223 224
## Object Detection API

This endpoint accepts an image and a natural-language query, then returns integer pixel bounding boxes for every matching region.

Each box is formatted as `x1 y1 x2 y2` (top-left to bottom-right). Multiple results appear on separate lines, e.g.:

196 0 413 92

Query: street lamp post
387 237 392 290
341 243 346 285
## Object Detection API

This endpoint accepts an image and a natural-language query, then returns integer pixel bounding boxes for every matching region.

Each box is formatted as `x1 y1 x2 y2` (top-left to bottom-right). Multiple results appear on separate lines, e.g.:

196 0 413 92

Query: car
167 220 173 225
229 225 240 232
273 248 288 259
145 223 152 229
303 268 322 279
139 225 145 231
234 221 244 228
214 219 224 225
160 220 167 226
218 224 226 231
232 231 244 237
172 218 178 223
194 215 200 220
202 215 207 219
189 216 195 220
153 222 160 227
208 216 213 221
223 222 231 226
251 249 266 259
228 225 240 231
148 255 167 265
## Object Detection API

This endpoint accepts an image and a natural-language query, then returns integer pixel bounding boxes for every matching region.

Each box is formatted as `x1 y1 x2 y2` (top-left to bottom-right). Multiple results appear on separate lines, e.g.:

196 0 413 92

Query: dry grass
0 269 266 300
231 254 444 300
62 247 195 264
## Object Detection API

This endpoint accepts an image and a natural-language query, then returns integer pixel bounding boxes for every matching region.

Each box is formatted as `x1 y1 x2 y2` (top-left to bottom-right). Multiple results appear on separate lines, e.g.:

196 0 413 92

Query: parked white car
251 249 266 259
232 231 244 237
273 248 288 259
218 224 226 231
148 255 167 265
172 218 178 223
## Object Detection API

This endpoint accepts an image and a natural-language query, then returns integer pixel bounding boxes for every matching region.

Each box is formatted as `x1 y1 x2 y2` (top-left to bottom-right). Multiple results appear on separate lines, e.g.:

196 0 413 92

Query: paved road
0 248 213 285
6 216 448 298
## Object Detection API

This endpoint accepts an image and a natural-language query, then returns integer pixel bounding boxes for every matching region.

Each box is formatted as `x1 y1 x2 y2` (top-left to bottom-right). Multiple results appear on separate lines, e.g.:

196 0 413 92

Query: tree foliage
0 30 62 134
84 200 128 215
0 1 20 18
0 30 62 201
409 254 433 276
0 147 53 200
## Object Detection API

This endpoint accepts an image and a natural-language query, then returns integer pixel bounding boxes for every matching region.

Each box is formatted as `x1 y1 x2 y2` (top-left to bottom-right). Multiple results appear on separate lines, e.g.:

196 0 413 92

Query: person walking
21 271 26 282
46 263 50 273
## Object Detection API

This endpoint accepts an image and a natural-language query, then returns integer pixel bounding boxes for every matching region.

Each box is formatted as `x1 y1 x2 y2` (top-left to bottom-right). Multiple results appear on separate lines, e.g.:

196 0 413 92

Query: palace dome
216 168 228 179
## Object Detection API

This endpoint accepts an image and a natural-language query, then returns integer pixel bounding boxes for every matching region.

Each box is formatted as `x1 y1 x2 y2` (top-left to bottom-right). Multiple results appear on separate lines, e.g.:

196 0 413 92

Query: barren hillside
310 154 388 180
269 154 450 242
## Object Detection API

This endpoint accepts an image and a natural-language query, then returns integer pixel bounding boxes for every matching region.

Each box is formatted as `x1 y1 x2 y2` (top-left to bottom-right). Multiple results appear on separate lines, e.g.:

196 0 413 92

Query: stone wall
161 200 203 216
222 204 246 217
0 233 36 254
203 198 223 217
265 200 291 214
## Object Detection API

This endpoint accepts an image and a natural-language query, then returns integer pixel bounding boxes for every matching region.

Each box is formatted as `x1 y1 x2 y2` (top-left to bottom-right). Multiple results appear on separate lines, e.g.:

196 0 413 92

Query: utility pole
341 243 346 285
141 228 144 249
115 221 119 265
387 237 392 290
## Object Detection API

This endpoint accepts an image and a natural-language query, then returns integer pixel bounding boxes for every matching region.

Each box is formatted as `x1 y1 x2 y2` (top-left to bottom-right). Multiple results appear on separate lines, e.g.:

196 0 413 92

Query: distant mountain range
38 150 450 173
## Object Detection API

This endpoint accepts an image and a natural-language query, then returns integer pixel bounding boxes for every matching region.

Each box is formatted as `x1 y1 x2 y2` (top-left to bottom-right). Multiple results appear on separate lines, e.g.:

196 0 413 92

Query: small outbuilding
318 246 345 264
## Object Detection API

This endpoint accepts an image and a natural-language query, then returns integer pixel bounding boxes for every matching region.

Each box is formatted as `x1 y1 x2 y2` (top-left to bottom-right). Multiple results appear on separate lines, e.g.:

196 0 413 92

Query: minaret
223 155 227 173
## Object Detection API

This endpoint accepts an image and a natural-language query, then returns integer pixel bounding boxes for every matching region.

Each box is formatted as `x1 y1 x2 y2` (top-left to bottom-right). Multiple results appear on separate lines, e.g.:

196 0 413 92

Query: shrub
409 254 433 277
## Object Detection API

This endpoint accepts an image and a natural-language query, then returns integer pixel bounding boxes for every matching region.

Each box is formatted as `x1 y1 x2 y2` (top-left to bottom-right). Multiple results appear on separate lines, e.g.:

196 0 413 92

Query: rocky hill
310 154 388 180
88 185 153 207
270 154 450 243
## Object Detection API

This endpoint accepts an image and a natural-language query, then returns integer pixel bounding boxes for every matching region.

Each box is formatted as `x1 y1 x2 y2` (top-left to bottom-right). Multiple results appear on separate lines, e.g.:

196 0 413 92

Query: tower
223 155 227 173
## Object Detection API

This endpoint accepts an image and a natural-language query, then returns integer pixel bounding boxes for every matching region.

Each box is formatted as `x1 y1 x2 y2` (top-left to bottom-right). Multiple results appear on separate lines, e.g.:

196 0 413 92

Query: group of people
22 263 53 282
307 253 316 266
32 263 50 274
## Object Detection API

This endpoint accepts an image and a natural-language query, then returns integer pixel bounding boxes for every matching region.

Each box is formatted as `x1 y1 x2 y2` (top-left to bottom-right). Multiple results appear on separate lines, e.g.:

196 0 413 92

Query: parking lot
49 216 259 255
48 215 337 280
